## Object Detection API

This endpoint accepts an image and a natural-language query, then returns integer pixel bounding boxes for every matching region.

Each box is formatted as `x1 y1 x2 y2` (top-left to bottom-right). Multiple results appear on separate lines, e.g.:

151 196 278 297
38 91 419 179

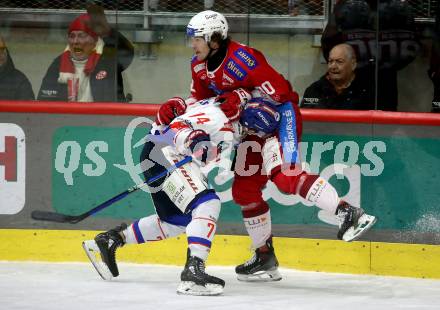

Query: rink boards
1 105 440 280
1 229 440 279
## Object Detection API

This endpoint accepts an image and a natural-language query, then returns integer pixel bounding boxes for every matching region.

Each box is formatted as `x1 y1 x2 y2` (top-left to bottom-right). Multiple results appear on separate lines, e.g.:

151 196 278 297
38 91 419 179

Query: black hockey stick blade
31 210 84 224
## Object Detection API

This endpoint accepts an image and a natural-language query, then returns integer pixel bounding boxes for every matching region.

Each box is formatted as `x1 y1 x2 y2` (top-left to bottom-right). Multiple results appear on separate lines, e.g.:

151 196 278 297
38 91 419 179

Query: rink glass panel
0 1 436 111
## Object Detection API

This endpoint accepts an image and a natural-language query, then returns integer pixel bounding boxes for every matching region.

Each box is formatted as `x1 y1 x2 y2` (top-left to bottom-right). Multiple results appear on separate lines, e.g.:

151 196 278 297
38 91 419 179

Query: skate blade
82 240 113 281
342 214 377 242
176 281 224 296
237 268 282 282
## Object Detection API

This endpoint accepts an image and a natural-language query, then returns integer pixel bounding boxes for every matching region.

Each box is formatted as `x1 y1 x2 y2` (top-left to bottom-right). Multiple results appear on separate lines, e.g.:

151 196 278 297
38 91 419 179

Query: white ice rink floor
1 262 440 310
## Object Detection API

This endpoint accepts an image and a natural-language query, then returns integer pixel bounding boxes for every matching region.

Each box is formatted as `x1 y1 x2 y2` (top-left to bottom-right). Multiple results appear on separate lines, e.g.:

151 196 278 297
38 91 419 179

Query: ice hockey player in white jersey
82 96 241 296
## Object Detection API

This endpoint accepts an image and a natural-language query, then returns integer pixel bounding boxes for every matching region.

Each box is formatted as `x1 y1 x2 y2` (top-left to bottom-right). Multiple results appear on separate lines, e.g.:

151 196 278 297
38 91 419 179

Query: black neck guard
207 39 229 71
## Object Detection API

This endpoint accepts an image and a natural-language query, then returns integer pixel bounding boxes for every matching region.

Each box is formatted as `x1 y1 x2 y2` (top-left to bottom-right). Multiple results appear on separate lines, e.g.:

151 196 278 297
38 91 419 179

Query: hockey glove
155 97 187 125
184 129 212 163
217 88 251 121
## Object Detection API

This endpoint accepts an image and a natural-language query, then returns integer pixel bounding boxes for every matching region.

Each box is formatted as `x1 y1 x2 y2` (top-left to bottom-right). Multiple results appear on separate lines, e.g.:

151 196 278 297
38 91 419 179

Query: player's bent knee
191 194 221 222
272 171 296 194
187 196 221 261
272 169 319 195
240 201 270 218
125 215 186 244
232 183 263 206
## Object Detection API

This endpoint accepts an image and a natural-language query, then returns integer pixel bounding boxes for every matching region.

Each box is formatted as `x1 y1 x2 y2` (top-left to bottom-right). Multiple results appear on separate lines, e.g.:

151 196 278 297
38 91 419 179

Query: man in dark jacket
0 35 35 100
321 0 420 111
37 6 134 103
301 43 374 110
429 3 440 112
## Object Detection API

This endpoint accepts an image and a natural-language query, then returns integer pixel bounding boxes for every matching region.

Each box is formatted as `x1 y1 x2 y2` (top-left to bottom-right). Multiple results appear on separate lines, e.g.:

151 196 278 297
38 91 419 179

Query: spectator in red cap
37 5 134 102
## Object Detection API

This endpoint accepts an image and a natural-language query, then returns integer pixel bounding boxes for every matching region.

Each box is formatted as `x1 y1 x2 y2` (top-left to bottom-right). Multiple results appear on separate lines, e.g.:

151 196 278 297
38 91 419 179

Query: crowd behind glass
0 0 438 113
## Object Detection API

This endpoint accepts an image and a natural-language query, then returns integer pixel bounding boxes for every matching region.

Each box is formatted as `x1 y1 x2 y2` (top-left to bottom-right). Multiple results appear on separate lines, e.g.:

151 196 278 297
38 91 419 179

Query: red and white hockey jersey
169 97 240 159
188 40 299 106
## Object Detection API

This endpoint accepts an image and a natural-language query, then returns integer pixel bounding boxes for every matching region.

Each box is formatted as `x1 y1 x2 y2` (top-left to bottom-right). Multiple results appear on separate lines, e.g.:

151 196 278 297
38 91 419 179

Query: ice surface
1 261 440 310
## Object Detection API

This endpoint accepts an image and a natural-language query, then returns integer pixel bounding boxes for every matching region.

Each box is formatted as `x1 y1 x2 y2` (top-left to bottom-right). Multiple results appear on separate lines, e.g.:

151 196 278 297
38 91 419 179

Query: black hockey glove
184 129 212 163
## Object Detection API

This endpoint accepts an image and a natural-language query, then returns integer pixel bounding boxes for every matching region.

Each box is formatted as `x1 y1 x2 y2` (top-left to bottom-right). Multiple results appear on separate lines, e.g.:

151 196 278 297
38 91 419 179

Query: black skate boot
336 201 377 242
177 249 225 296
235 237 282 282
82 223 127 280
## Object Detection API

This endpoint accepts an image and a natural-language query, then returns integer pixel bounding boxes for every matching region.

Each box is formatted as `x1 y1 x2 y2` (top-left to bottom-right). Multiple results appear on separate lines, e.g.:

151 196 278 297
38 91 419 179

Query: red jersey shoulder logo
222 73 234 86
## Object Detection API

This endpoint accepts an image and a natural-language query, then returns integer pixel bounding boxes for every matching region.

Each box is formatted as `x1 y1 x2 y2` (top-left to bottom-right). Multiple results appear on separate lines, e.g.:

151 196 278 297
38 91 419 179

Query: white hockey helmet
186 10 228 43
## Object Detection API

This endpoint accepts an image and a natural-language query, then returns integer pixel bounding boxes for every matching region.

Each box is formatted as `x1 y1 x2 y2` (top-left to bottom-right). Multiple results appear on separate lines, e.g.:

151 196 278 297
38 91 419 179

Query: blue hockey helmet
240 98 280 134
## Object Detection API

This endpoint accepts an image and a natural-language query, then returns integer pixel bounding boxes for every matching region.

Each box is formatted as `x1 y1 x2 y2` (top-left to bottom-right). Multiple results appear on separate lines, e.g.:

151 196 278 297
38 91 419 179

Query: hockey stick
31 155 194 224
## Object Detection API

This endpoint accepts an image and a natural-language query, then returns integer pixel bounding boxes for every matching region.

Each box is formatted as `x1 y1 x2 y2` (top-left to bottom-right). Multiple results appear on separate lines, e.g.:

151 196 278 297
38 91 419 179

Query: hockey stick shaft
31 155 194 223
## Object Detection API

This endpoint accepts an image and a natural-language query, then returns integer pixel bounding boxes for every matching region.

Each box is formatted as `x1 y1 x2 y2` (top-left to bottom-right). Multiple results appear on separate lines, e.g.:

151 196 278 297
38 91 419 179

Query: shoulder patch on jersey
222 73 234 86
225 58 247 81
223 73 234 83
234 48 258 70
194 63 206 73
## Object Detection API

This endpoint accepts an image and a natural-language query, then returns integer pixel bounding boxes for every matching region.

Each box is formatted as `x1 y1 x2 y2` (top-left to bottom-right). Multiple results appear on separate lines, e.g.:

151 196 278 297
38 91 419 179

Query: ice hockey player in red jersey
155 10 377 282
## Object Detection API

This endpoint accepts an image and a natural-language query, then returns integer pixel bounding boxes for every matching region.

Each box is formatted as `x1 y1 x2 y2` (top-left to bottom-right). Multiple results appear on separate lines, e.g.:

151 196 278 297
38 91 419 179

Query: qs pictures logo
0 124 25 214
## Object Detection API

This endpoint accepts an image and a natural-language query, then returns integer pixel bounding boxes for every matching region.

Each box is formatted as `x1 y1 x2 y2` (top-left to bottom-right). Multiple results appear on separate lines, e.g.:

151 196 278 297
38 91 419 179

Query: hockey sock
123 215 185 244
272 170 341 216
241 201 272 249
186 198 221 261
300 176 340 213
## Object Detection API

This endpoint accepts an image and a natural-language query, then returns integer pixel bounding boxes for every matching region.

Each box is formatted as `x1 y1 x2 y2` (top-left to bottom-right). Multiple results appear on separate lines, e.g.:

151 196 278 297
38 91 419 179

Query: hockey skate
82 223 127 280
235 237 282 282
177 250 225 296
336 202 377 242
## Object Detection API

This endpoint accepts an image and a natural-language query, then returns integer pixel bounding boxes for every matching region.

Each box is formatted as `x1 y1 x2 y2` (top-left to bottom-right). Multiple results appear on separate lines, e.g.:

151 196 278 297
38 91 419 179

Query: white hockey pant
123 198 220 261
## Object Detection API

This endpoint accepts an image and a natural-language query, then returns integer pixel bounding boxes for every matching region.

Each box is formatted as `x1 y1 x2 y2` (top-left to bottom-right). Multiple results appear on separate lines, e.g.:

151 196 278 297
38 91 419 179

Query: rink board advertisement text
52 126 440 233
0 123 25 215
